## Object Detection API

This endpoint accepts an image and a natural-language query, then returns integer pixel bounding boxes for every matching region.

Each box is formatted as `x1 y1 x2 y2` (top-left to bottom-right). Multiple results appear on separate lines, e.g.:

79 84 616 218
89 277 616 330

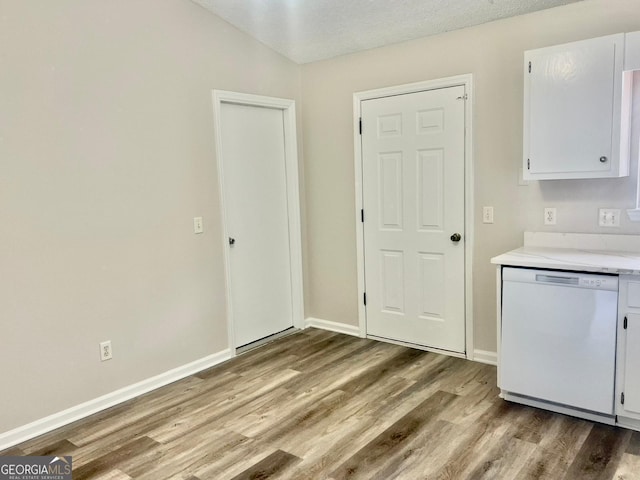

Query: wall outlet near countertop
544 208 557 225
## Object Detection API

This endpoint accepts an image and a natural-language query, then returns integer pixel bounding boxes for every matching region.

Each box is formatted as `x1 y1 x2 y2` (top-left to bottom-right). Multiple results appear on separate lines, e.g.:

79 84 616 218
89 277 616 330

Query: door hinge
456 93 468 101
528 61 531 73
359 117 362 135
363 292 367 306
624 316 628 329
622 392 625 405
527 158 530 170
361 209 364 223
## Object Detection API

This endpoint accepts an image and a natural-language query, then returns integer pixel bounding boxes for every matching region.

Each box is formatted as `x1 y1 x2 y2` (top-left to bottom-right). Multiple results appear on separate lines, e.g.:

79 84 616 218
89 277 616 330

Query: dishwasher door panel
501 275 617 414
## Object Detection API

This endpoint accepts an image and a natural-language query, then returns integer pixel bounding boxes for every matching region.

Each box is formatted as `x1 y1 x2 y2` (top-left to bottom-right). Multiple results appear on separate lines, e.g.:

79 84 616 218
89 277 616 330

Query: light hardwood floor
3 328 640 479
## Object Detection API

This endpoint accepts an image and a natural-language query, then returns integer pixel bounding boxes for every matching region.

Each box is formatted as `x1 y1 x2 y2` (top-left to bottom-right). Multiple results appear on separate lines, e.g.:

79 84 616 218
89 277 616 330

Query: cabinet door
523 34 625 180
622 313 640 415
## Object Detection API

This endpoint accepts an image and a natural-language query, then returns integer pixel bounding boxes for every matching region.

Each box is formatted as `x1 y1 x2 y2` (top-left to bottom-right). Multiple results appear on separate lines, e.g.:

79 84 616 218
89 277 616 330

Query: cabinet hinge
363 292 367 306
622 392 625 405
624 316 628 329
528 61 531 73
361 209 364 223
359 118 362 135
527 159 530 170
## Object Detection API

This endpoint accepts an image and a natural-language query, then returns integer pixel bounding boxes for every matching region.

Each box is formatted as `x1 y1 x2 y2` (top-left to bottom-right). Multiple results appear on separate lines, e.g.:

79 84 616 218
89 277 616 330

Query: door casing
212 90 304 354
353 75 475 359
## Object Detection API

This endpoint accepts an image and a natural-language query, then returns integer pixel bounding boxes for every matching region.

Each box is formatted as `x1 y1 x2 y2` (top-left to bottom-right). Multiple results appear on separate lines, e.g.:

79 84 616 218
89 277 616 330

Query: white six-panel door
219 102 294 348
361 86 466 353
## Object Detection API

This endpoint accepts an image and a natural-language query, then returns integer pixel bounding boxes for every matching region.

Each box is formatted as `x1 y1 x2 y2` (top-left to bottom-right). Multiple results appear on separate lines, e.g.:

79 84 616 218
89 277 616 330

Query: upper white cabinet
626 31 640 70
523 33 631 180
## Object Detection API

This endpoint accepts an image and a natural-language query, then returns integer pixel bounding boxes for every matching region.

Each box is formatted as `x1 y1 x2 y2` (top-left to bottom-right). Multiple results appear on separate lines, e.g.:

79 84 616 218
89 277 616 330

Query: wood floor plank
228 449 301 480
510 407 556 445
63 374 213 447
0 446 25 456
515 414 594 480
563 424 631 480
72 436 160 480
92 470 133 480
610 452 640 480
135 429 249 480
6 329 637 480
369 419 461 480
240 348 425 446
436 390 496 427
427 400 526 479
276 375 416 458
29 438 78 457
187 440 279 480
286 334 369 373
329 390 457 479
144 369 300 446
281 340 406 394
68 366 298 466
626 431 640 456
463 432 538 479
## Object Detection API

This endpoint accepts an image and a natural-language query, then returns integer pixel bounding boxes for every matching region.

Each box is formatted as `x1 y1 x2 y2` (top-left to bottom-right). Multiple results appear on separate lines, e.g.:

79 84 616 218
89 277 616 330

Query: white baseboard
305 317 360 337
472 349 498 366
0 349 232 452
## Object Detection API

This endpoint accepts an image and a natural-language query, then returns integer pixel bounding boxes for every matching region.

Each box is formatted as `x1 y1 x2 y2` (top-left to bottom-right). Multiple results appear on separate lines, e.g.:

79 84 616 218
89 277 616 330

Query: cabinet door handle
600 156 608 163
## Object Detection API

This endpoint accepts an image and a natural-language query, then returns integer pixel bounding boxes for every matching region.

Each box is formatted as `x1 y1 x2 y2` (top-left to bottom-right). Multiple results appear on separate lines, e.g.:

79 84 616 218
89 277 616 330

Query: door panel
379 153 403 229
381 250 404 313
417 149 444 230
419 253 445 319
362 86 465 353
219 102 293 347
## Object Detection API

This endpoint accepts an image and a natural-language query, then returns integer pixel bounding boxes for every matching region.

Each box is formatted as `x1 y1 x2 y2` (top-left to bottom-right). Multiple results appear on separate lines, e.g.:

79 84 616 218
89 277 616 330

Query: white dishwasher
500 267 618 417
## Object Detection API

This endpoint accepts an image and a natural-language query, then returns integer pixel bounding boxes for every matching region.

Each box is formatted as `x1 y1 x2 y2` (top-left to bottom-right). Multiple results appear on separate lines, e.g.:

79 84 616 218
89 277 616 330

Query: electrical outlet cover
544 208 557 225
100 341 112 361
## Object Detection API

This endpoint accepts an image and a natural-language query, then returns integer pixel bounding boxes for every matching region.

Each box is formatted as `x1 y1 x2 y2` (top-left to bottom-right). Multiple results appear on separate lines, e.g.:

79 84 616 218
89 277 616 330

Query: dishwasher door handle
535 274 579 285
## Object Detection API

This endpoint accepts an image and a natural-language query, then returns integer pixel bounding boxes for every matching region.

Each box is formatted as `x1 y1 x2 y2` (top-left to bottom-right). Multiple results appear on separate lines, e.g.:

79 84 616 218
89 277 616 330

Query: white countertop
491 246 640 274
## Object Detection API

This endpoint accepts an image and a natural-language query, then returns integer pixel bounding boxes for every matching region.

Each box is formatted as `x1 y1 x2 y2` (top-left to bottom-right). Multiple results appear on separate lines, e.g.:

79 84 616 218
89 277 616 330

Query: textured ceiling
192 0 585 64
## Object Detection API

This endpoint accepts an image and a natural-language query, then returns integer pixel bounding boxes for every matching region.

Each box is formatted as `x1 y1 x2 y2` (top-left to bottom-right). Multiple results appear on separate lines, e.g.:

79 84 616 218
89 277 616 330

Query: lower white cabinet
616 277 640 429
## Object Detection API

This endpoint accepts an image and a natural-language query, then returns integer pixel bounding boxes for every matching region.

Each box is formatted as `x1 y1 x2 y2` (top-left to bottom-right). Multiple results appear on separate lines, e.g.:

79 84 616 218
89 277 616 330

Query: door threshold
366 334 466 359
236 327 299 355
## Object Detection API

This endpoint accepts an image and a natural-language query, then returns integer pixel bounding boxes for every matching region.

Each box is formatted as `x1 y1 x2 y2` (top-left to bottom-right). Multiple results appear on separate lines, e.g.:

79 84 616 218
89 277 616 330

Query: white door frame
212 90 304 354
353 74 475 359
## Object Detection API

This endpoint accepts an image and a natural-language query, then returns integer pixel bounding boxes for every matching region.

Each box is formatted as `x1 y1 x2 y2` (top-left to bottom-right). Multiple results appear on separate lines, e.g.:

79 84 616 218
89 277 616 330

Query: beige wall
0 0 301 433
301 0 640 352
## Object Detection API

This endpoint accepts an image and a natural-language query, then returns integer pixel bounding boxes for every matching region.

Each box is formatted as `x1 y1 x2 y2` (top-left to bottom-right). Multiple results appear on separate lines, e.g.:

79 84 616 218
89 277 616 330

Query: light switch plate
483 206 494 224
193 217 204 234
599 209 621 227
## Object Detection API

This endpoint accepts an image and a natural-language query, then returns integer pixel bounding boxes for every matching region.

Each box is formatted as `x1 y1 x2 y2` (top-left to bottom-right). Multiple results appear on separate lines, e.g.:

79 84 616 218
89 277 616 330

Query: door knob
229 237 236 245
450 233 462 242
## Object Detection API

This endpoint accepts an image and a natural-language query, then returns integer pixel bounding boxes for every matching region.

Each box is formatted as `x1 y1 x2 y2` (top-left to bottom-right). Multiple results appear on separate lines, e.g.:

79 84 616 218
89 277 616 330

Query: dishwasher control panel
504 267 619 291
578 277 618 289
